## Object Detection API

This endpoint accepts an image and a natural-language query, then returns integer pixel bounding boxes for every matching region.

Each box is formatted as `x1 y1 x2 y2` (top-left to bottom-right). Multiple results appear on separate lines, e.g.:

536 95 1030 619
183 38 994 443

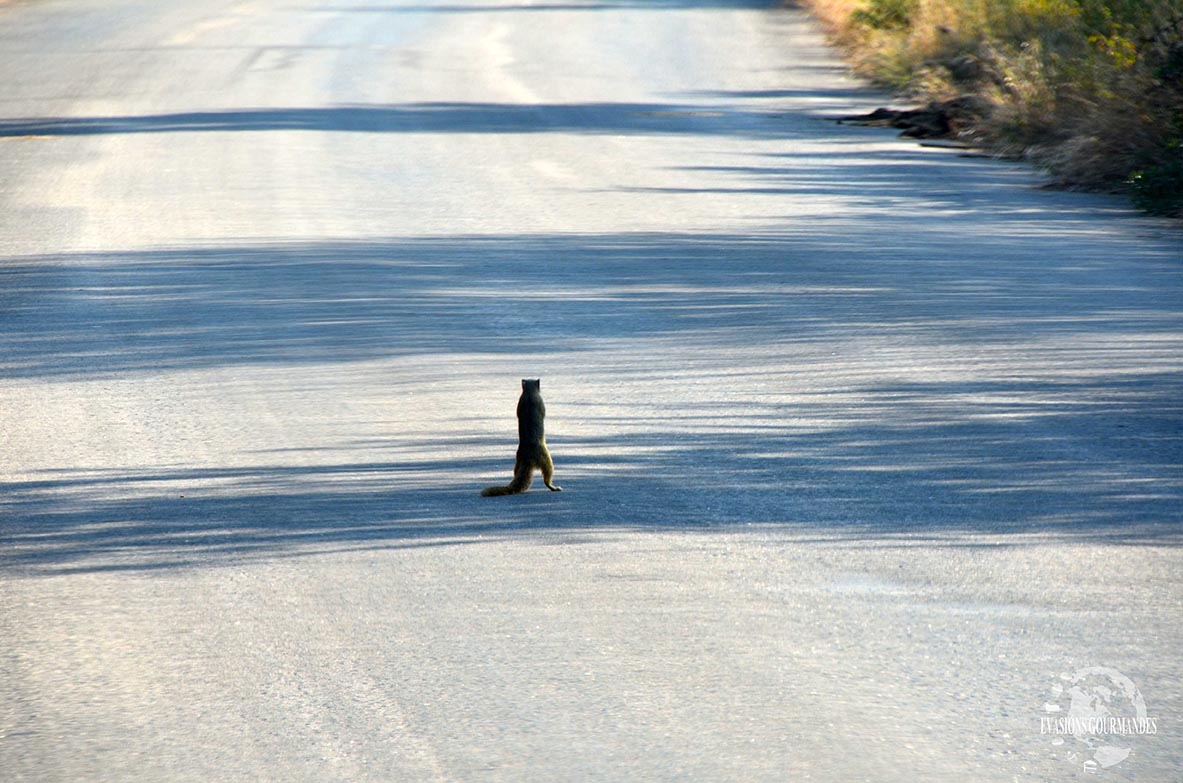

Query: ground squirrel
481 379 563 496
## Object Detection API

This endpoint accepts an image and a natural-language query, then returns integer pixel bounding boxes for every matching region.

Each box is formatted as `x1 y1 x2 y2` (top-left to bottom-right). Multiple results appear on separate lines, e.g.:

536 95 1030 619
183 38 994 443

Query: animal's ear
521 378 528 389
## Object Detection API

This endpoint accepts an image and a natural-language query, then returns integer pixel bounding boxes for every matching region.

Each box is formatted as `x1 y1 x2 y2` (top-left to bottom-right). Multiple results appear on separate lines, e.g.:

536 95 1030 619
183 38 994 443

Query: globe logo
1041 666 1158 772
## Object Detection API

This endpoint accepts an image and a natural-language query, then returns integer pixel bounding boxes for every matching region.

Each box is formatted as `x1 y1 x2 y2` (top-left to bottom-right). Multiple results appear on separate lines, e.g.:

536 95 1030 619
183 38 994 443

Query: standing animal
481 379 563 496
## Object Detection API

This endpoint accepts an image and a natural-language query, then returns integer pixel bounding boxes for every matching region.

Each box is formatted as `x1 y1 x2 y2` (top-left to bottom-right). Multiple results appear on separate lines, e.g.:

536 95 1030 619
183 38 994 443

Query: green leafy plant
851 0 917 31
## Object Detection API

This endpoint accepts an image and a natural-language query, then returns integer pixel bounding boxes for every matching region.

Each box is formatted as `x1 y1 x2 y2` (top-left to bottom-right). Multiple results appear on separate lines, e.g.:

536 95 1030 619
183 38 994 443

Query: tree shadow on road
3 132 1181 574
3 374 1181 576
3 220 1181 574
1 186 1178 379
0 101 822 140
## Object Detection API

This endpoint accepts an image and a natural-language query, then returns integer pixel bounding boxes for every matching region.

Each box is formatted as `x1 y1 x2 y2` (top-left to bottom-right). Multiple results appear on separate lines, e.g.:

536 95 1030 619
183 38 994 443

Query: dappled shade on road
4 219 1180 574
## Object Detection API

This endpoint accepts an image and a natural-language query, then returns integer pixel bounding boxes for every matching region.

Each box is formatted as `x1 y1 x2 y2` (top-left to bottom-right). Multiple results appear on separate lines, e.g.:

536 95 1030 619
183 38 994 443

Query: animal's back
516 379 547 458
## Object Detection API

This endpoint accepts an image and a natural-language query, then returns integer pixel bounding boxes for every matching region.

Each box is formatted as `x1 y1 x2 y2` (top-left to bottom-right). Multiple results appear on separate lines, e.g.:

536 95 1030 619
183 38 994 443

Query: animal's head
522 378 541 392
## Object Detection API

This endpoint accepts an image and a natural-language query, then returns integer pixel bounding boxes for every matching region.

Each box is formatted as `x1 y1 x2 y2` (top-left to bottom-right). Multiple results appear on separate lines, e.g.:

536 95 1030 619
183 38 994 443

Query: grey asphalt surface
2 0 1182 780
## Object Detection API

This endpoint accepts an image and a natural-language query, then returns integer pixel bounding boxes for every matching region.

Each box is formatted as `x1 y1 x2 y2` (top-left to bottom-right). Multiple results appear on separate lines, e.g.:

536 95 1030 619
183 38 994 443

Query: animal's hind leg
541 451 563 492
511 459 534 493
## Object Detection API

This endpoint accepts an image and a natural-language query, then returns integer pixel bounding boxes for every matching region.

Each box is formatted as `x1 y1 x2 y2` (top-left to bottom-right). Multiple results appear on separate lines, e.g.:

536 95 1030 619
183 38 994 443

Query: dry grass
797 0 1183 216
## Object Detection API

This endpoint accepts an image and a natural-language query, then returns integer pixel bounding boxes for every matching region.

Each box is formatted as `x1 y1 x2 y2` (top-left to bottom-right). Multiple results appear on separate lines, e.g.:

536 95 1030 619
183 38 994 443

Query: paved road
2 0 1181 780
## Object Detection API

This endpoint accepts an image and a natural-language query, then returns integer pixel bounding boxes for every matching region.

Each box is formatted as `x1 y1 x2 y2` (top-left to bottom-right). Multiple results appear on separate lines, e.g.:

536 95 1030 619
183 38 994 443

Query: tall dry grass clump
799 0 1183 217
